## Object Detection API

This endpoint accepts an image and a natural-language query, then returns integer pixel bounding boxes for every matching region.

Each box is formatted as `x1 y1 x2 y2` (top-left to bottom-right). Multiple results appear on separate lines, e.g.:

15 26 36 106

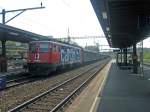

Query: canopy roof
0 23 50 43
91 0 150 48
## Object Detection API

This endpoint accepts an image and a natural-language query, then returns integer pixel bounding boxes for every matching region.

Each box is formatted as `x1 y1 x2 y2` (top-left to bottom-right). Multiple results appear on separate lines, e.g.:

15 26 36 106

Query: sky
0 0 110 50
143 38 150 48
1 0 149 49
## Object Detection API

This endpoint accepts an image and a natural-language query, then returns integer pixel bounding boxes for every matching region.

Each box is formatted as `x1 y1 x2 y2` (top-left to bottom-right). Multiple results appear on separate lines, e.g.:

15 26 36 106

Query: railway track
1 64 90 91
0 59 109 111
2 75 36 91
1 61 99 91
8 60 108 112
0 71 33 90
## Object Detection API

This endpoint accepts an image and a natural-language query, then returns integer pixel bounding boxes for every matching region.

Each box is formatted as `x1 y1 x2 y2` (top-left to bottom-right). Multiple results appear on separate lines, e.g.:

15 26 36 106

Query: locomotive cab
28 42 51 63
28 42 56 74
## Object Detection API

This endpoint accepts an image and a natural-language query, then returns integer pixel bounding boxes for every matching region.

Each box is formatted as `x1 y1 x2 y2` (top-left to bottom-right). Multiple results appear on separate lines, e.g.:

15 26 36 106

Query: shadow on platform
97 63 150 112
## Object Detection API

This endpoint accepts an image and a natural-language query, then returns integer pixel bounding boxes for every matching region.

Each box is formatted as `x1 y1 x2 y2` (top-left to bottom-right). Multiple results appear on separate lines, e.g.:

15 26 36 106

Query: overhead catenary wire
1 7 50 34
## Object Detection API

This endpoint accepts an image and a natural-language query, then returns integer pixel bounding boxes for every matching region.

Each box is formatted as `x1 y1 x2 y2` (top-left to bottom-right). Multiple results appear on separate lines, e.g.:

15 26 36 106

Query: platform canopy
0 23 51 43
91 0 150 48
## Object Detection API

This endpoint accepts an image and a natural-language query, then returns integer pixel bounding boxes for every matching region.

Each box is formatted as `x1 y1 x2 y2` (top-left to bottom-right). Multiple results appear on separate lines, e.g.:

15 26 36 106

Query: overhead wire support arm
0 6 45 14
0 5 45 24
5 10 25 24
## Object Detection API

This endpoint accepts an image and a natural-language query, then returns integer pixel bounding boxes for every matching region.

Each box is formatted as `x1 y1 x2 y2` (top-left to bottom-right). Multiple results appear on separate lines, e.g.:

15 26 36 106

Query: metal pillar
120 49 122 64
121 49 123 65
2 9 6 56
141 41 144 77
1 40 7 72
123 48 127 66
1 40 6 57
2 9 5 24
140 41 144 77
133 43 138 74
116 52 118 65
0 9 7 72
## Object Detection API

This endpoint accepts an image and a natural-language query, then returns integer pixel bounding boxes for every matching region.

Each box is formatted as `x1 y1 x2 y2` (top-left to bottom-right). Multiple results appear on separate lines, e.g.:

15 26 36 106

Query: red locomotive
27 40 106 75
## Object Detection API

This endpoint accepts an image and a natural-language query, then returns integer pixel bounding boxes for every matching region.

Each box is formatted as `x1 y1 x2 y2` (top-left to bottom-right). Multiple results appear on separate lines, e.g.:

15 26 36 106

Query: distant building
84 46 99 52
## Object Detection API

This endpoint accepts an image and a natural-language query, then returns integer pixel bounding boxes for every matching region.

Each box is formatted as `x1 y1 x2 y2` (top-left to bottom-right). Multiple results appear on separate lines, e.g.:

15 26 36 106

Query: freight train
27 41 108 75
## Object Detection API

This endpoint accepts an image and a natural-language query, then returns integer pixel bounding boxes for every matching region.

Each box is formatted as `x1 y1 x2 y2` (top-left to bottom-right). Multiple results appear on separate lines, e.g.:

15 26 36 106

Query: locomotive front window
39 43 49 52
29 43 36 53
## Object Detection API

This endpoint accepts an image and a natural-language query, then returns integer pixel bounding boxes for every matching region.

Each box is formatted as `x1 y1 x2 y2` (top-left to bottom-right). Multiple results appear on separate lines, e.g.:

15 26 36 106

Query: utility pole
67 28 70 43
0 3 45 72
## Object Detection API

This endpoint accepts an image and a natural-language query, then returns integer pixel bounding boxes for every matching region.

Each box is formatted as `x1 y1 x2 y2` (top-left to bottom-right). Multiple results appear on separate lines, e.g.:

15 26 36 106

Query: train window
29 43 36 53
56 46 59 52
52 45 59 52
39 43 49 52
52 45 56 52
49 44 52 50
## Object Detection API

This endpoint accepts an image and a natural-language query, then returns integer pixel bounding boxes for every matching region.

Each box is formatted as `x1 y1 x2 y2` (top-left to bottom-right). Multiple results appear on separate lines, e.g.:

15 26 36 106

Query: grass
143 52 150 63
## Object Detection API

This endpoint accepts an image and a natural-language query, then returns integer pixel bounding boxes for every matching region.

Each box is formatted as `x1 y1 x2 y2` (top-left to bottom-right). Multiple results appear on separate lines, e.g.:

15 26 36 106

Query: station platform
0 67 25 77
96 63 150 112
65 61 150 112
0 60 26 77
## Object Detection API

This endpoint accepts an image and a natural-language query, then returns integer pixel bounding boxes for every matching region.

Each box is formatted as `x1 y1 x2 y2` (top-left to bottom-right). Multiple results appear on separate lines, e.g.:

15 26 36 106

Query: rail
8 60 109 112
50 61 108 112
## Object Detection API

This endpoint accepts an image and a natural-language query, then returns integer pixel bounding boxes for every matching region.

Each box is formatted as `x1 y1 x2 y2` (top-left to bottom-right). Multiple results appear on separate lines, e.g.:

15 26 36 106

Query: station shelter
0 23 50 72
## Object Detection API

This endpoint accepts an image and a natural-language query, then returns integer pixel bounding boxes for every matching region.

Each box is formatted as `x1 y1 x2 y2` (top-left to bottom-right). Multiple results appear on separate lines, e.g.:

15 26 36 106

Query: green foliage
143 52 150 59
143 48 150 62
